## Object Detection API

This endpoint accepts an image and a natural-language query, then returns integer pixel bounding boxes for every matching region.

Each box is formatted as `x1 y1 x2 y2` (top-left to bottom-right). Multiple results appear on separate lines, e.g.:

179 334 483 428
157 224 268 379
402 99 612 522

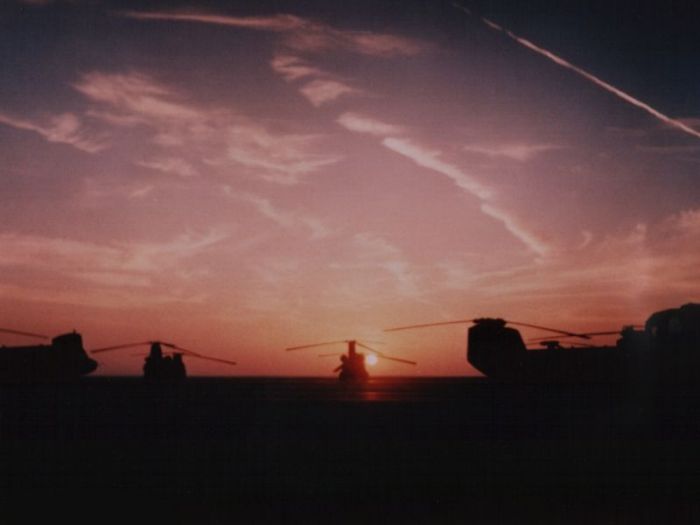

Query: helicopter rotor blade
377 355 417 365
91 341 156 353
0 328 49 340
162 343 202 355
527 330 622 343
159 343 237 366
385 318 597 340
286 340 350 351
181 353 237 366
504 321 592 339
384 319 476 332
356 342 417 366
355 342 382 354
91 340 180 354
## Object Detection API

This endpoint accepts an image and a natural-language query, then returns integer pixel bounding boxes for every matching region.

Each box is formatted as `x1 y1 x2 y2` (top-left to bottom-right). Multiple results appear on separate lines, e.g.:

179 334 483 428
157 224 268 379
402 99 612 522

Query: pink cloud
463 143 563 162
461 214 700 314
480 204 551 257
0 111 108 153
225 122 341 183
347 32 427 57
336 112 405 136
137 157 198 177
121 11 304 31
0 230 227 275
233 191 332 240
299 79 359 107
74 72 201 122
327 233 426 299
382 137 493 200
335 113 556 257
0 230 230 309
76 71 341 184
270 55 323 81
122 11 428 58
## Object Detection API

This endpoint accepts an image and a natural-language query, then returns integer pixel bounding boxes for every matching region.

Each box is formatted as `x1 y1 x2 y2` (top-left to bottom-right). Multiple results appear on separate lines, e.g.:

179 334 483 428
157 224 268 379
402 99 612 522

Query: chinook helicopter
286 339 416 381
385 304 700 383
91 341 237 382
0 328 98 382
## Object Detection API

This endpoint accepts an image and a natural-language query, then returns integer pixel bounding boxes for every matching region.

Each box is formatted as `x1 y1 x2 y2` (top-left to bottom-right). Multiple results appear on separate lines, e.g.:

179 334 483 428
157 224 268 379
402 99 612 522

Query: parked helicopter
286 339 416 381
0 328 98 382
91 341 237 382
385 303 700 383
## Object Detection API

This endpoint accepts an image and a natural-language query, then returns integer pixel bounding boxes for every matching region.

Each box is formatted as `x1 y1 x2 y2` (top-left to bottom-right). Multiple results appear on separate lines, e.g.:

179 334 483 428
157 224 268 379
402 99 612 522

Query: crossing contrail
453 3 700 140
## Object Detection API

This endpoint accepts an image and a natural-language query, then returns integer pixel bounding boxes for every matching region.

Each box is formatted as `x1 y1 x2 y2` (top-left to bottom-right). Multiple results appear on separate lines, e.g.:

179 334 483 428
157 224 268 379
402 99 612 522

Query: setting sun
366 354 378 366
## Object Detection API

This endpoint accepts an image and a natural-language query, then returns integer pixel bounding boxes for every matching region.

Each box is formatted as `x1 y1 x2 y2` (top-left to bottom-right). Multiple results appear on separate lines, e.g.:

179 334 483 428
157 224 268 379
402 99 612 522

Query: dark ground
2 377 700 524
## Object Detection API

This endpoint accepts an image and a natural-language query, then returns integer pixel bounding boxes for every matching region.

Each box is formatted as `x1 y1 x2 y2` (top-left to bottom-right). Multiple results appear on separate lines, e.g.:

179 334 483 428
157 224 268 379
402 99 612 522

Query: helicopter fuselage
0 332 97 383
467 304 700 383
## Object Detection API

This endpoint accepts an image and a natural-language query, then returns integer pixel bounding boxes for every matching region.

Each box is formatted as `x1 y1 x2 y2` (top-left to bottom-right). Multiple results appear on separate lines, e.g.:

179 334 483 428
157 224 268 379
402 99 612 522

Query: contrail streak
453 3 700 140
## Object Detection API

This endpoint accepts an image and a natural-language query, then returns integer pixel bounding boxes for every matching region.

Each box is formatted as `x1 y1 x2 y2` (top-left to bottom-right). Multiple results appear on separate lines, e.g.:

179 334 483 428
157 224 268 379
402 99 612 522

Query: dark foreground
2 377 700 524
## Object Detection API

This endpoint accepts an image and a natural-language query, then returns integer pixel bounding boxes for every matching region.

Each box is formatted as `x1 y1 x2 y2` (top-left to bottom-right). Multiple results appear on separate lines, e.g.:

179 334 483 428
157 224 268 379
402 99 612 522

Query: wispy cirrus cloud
76 71 340 184
224 121 341 184
463 142 563 162
128 185 155 200
454 5 700 142
270 54 323 81
122 11 428 58
229 189 332 240
122 11 303 31
0 230 228 307
337 113 553 256
355 233 422 297
336 112 405 136
0 111 108 153
474 210 700 304
74 71 202 122
382 137 551 255
123 10 428 111
137 157 198 178
0 230 227 274
299 79 360 107
480 204 551 257
271 53 359 107
382 137 493 201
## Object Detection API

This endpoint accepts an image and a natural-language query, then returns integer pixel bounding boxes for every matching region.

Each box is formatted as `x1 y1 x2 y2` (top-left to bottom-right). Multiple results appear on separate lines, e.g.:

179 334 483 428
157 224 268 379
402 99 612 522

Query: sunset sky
1 0 698 376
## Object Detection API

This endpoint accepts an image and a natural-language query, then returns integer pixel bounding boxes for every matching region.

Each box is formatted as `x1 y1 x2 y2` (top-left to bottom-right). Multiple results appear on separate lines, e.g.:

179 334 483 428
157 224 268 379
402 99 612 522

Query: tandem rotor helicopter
385 303 700 383
286 339 416 381
91 341 237 382
0 328 98 382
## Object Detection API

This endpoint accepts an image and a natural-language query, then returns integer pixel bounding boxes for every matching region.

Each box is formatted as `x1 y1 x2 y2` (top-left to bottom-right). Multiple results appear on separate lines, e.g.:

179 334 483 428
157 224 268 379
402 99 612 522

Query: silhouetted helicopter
91 341 237 382
0 328 98 382
286 339 416 381
386 304 700 383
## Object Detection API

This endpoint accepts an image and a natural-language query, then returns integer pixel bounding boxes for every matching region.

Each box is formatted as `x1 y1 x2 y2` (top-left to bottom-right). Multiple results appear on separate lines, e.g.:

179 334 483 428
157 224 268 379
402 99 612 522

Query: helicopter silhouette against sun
91 340 237 382
286 339 416 381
